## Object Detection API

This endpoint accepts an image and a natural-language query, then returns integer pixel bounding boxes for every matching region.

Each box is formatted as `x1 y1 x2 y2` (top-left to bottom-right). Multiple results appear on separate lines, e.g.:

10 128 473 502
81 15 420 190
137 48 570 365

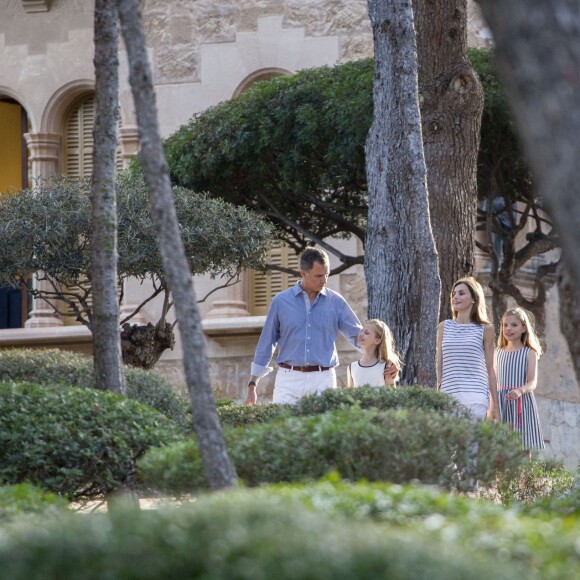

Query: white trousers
272 367 337 404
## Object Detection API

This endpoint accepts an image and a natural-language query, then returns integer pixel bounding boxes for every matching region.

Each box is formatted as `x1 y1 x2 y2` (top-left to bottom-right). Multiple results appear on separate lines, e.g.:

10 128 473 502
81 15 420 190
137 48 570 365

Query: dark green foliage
165 60 374 254
0 349 191 431
164 52 532 270
216 387 469 428
292 385 469 417
217 401 290 427
469 48 533 205
0 483 68 523
0 382 181 500
0 175 273 286
0 494 514 580
138 407 523 494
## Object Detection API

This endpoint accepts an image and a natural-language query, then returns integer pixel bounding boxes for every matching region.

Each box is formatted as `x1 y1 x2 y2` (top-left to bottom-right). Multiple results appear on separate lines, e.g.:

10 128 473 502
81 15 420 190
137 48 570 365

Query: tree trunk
477 0 580 390
116 0 237 489
365 0 441 386
415 0 484 318
558 264 580 384
91 0 126 394
120 322 175 369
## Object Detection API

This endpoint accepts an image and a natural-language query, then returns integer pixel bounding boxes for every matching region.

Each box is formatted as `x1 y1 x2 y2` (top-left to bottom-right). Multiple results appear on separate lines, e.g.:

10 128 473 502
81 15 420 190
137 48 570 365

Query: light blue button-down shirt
251 282 362 377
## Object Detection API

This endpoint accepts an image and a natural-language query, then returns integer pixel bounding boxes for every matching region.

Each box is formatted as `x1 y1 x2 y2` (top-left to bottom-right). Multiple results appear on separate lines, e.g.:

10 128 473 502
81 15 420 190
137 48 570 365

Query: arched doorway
0 97 29 328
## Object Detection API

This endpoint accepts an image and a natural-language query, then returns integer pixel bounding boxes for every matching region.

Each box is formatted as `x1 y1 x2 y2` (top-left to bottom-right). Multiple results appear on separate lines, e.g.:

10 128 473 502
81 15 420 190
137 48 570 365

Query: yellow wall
0 102 23 195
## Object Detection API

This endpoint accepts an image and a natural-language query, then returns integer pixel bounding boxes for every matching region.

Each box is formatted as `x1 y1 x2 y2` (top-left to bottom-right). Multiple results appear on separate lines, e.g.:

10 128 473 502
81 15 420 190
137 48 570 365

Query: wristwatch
248 380 257 387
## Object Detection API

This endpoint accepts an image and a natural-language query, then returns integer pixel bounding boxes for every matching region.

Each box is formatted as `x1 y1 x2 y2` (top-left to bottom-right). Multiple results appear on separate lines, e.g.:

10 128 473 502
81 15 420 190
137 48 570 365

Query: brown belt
279 362 331 372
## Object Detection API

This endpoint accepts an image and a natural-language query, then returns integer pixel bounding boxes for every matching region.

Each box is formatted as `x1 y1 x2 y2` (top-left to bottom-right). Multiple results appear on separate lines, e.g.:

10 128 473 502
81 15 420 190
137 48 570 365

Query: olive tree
0 174 273 369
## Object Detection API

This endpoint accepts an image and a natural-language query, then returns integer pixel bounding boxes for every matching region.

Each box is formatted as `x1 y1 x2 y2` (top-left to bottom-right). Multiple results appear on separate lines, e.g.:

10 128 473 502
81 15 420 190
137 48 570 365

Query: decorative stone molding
0 325 91 353
205 300 251 319
24 132 61 180
118 125 140 170
24 274 63 328
21 0 50 13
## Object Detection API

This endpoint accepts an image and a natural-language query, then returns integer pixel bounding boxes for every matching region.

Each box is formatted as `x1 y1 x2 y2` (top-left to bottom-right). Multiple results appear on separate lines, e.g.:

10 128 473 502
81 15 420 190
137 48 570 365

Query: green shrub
260 477 580 579
292 385 469 417
0 382 181 500
495 458 575 505
139 407 523 494
0 349 190 430
216 386 468 429
527 483 580 517
0 483 68 523
217 402 290 427
0 494 514 580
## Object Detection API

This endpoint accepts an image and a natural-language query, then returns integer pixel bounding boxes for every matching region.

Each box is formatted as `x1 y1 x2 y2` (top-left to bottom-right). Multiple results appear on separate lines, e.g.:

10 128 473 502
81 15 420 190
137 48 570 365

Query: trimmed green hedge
0 493 514 580
216 386 468 428
0 483 68 523
293 385 469 417
0 349 191 431
139 406 523 494
217 402 291 427
0 382 181 500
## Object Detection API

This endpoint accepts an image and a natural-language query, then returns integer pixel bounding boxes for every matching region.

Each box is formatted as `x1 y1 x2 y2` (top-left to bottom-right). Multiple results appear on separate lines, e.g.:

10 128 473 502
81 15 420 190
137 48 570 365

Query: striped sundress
495 347 544 450
441 319 489 418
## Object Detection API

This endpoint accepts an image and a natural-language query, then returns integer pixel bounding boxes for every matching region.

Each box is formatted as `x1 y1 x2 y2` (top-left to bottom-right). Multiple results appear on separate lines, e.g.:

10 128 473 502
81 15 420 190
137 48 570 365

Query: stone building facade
0 0 578 469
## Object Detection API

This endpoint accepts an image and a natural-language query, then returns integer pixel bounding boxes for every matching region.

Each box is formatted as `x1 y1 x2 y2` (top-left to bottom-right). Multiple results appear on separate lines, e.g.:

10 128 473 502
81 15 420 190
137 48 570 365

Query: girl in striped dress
495 307 544 457
436 277 500 421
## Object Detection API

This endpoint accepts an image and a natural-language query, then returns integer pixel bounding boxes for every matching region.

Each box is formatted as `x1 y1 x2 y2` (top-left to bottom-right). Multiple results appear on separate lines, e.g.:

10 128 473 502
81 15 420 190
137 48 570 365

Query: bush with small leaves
0 483 69 523
0 382 182 500
495 458 575 505
217 402 290 427
292 385 469 417
525 475 580 517
138 407 523 494
215 386 468 429
0 493 516 580
259 477 580 579
0 349 191 431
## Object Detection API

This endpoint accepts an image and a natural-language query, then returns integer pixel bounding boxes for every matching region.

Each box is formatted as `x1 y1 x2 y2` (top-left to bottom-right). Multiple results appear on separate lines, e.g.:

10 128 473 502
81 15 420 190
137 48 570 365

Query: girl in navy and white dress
437 277 500 421
495 307 544 457
347 319 401 388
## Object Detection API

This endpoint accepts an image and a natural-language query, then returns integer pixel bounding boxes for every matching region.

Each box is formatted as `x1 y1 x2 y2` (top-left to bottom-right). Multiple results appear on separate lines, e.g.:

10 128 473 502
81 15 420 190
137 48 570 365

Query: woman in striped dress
436 277 500 421
495 307 544 457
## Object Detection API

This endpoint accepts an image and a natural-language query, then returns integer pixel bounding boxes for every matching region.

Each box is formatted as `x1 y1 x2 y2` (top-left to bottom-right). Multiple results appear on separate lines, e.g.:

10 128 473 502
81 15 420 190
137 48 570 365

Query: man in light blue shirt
244 247 363 405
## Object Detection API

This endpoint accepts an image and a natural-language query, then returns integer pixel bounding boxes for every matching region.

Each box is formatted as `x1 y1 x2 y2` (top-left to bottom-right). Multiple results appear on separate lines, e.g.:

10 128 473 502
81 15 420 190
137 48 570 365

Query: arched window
62 94 95 178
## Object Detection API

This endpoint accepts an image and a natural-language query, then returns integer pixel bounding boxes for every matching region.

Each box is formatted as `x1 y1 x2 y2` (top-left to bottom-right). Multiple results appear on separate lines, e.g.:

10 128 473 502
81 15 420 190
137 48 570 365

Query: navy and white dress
495 347 544 450
441 319 489 419
349 360 388 388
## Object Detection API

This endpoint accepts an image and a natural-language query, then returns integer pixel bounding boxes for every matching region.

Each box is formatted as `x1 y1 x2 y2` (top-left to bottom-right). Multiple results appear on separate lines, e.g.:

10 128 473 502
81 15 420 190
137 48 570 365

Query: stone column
118 125 140 170
205 278 250 319
25 132 61 183
117 125 148 324
24 132 63 328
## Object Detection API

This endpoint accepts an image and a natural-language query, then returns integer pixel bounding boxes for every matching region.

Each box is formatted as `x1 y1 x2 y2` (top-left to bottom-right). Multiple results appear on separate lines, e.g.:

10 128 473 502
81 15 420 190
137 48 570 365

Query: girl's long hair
450 276 491 325
365 319 403 371
497 307 543 356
